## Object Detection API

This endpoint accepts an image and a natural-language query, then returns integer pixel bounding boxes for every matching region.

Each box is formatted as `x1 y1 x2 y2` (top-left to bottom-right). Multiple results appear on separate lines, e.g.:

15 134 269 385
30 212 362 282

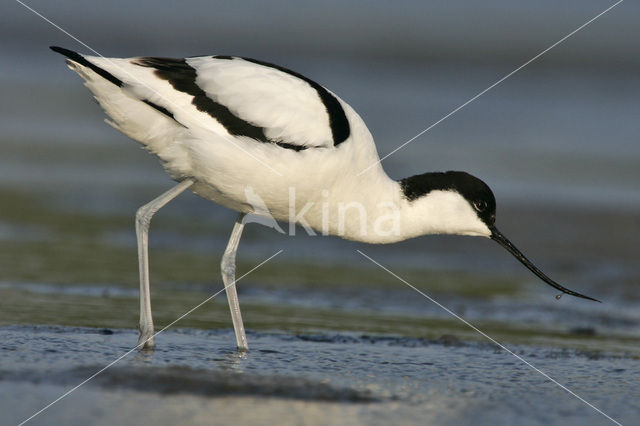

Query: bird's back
53 47 384 217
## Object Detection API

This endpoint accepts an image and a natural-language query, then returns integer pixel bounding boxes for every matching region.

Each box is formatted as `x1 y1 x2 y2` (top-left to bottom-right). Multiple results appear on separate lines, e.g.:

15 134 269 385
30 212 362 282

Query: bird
50 46 599 351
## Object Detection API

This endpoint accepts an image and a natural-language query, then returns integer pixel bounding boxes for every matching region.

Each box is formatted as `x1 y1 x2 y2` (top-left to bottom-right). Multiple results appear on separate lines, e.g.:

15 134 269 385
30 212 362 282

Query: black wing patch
50 46 123 87
133 57 270 142
133 57 312 152
142 99 182 123
240 57 351 146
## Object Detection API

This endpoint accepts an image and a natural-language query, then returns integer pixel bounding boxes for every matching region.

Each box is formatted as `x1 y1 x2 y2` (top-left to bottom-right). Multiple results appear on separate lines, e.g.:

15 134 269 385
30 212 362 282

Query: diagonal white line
19 249 283 426
356 249 622 425
15 0 98 56
358 0 624 176
14 0 284 177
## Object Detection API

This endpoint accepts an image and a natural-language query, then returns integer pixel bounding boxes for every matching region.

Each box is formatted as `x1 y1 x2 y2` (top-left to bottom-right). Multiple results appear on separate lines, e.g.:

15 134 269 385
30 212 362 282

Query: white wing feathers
58 49 343 151
187 56 334 148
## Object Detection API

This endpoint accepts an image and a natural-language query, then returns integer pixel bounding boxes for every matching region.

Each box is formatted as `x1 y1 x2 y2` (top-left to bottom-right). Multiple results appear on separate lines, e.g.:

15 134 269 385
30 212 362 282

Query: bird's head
400 171 599 302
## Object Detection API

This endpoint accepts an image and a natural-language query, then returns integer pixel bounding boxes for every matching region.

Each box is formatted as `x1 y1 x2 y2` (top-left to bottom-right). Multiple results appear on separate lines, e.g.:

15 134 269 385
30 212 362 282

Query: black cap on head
400 171 496 225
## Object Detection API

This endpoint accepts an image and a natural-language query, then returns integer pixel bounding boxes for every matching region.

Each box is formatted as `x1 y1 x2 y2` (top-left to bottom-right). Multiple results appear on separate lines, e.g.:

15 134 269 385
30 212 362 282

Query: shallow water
2 325 639 426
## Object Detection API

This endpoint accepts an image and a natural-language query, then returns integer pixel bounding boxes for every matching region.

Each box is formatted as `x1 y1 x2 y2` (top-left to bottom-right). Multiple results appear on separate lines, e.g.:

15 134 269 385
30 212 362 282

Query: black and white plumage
51 46 598 351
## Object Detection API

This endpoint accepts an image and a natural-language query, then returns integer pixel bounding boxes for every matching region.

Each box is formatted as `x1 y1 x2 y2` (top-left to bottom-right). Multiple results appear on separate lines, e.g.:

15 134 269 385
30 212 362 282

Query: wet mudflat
2 324 638 426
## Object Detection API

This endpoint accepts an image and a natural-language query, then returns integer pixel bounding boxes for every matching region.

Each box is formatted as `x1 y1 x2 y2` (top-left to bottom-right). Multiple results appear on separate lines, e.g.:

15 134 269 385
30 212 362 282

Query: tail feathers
50 46 194 179
50 45 178 151
50 46 123 87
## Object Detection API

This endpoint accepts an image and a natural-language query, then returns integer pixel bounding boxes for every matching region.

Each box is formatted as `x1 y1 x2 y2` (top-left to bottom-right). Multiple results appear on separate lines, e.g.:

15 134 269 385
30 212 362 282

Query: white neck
286 167 490 244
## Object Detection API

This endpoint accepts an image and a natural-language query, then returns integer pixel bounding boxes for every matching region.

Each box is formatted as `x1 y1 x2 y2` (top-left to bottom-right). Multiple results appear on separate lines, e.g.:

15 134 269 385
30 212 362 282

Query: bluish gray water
2 325 639 426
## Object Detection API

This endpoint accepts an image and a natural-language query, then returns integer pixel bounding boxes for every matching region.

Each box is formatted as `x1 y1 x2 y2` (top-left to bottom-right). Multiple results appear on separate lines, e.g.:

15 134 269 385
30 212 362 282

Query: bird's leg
135 179 194 350
221 212 249 351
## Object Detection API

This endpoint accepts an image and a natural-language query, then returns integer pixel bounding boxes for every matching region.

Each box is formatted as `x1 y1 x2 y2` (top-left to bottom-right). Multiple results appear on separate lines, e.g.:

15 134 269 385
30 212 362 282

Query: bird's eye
473 200 487 212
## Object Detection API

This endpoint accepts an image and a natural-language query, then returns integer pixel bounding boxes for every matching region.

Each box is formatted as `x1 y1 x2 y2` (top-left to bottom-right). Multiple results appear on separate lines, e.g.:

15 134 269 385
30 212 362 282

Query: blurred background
0 1 639 424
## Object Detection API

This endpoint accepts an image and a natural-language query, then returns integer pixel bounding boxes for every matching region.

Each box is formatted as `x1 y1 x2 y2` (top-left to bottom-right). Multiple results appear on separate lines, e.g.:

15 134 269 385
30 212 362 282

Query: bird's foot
137 325 155 350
